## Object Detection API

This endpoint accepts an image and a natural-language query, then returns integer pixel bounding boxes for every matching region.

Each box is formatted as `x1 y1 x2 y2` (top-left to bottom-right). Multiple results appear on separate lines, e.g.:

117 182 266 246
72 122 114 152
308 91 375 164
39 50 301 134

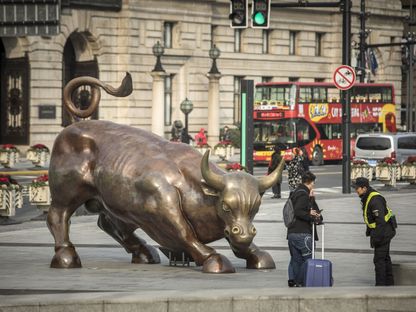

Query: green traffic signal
253 12 266 25
251 0 270 28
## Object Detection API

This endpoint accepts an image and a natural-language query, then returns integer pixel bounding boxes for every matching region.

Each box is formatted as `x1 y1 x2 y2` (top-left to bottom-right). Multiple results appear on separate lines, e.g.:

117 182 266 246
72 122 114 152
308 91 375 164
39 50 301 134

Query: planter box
401 165 416 183
26 150 50 167
214 145 234 161
195 146 210 155
0 187 23 217
29 185 51 205
0 151 20 168
351 165 373 181
376 166 391 181
376 165 399 187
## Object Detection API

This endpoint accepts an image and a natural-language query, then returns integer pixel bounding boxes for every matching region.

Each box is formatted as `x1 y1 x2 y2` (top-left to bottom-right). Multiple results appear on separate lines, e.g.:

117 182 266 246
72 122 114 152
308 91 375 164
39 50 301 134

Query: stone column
151 71 167 137
206 73 222 148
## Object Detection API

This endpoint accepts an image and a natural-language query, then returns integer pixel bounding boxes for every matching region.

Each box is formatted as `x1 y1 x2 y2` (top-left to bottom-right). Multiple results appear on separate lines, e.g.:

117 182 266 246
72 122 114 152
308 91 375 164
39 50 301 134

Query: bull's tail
63 72 133 119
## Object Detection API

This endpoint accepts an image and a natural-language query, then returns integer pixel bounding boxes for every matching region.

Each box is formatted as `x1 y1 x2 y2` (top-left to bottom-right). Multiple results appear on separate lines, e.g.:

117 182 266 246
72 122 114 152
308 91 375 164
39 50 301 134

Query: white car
353 133 416 166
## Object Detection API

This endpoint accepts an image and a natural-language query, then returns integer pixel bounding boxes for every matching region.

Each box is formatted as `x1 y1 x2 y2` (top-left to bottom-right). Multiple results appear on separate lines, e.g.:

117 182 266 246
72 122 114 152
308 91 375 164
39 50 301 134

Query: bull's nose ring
250 226 257 235
231 226 240 235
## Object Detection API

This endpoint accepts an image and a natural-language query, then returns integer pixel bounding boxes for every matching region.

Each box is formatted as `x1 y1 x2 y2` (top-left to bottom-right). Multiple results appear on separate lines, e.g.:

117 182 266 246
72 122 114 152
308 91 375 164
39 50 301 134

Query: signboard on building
0 0 60 37
61 0 122 11
38 105 56 119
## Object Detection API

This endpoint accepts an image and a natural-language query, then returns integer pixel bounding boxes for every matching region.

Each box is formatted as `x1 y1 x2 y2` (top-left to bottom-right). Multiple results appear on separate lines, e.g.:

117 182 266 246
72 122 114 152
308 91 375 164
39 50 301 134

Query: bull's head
201 151 284 249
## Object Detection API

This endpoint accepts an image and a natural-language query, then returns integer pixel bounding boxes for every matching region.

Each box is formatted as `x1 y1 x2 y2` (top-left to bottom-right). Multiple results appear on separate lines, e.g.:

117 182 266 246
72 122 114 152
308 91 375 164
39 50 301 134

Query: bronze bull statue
47 73 285 273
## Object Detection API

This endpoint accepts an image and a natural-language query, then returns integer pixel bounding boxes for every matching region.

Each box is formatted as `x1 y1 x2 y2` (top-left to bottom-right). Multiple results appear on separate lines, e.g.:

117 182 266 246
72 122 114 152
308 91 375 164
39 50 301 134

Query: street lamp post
207 45 222 147
152 41 165 72
180 98 194 134
151 41 166 136
208 44 221 74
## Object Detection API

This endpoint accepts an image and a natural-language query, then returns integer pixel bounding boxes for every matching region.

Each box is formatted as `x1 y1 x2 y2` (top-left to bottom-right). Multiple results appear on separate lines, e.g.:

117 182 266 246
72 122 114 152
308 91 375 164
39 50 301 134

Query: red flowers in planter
352 160 368 165
0 174 20 187
0 144 18 151
29 144 49 152
31 174 49 187
225 162 245 171
404 156 416 165
378 157 397 166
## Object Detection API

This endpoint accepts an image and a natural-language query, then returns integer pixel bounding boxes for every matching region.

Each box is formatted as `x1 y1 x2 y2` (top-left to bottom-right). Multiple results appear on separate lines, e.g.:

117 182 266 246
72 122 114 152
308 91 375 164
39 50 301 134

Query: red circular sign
333 65 356 90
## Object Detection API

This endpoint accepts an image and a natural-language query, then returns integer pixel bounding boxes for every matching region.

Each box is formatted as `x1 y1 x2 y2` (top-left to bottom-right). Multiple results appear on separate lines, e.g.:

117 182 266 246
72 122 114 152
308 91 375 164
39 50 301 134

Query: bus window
316 124 342 139
352 86 368 102
254 87 270 102
313 87 327 103
270 86 291 106
299 87 312 103
350 123 383 138
381 88 392 103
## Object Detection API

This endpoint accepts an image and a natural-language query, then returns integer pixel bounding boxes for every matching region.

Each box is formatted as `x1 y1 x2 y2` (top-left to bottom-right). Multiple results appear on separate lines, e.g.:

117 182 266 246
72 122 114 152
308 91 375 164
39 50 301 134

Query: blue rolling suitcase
304 223 333 287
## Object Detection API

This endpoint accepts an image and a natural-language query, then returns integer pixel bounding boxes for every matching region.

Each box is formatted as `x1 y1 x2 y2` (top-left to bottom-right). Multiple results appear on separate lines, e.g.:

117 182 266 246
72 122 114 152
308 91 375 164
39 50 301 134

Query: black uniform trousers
374 240 394 286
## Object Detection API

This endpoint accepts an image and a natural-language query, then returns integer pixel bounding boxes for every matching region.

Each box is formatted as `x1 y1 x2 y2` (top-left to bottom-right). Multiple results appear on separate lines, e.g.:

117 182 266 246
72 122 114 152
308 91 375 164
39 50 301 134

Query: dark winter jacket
287 184 323 240
268 151 283 175
360 187 396 248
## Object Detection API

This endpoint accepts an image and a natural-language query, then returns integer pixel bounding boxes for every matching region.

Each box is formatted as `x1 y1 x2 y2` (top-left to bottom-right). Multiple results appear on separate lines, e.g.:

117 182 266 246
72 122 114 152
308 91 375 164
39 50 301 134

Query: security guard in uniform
353 177 397 286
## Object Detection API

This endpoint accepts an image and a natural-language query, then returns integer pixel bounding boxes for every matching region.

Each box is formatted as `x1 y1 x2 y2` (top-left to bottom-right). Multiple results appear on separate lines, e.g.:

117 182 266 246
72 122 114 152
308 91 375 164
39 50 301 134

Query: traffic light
229 0 248 28
251 0 270 29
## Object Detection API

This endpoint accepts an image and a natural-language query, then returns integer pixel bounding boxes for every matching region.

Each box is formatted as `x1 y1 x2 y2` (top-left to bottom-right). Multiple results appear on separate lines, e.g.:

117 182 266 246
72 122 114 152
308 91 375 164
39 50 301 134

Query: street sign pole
341 0 352 194
240 80 254 175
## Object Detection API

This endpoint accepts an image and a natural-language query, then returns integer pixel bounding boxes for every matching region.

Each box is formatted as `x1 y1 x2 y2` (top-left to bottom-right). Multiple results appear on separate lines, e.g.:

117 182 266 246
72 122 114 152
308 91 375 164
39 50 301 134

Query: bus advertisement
253 82 396 166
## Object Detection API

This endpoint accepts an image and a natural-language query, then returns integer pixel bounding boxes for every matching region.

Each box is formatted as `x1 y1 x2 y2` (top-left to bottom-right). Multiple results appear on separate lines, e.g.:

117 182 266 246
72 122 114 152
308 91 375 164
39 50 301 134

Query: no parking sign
333 65 356 90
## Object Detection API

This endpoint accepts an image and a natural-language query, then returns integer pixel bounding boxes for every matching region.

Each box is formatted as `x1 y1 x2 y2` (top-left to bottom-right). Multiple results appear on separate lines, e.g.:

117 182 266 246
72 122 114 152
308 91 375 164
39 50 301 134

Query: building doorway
0 39 30 145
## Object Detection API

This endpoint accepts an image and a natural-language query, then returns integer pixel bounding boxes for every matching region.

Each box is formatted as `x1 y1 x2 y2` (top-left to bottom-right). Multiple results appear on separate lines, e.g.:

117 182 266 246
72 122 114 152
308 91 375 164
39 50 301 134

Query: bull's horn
258 158 285 193
63 72 133 119
201 150 225 190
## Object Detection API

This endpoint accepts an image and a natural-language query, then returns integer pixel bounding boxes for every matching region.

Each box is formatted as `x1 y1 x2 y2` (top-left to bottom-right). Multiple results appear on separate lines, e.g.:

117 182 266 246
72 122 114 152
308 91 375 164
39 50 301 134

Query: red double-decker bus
253 82 397 165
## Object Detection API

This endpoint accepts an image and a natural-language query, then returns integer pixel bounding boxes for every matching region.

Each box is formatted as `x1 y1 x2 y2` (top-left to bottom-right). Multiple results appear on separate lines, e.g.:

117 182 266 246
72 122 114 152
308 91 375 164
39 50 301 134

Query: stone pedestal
151 71 167 137
207 73 221 148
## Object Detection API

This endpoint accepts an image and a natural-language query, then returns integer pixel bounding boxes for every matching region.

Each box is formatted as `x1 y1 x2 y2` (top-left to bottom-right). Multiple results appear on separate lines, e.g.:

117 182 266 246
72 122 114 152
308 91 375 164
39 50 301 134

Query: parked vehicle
353 132 416 166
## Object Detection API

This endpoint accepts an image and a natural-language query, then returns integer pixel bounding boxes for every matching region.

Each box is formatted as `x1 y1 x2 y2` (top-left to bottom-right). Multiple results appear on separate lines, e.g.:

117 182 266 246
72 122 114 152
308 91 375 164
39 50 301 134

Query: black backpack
283 189 308 228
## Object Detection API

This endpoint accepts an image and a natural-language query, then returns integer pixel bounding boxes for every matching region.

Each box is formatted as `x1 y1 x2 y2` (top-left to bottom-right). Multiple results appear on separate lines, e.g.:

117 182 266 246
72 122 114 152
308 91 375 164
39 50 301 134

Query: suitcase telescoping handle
312 222 324 259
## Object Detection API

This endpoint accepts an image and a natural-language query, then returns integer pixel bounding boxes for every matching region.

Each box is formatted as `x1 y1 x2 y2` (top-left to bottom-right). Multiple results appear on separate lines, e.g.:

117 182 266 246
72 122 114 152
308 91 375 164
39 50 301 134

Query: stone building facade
0 0 406 149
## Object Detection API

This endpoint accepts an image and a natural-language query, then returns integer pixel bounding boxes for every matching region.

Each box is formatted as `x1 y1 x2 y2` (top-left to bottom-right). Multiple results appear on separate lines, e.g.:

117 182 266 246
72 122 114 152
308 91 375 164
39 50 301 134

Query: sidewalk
1 188 415 311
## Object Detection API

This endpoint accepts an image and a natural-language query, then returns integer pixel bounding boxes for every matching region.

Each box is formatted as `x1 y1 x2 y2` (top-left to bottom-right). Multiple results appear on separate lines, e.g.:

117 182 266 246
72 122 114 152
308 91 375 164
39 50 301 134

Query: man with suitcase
353 177 397 286
287 171 322 287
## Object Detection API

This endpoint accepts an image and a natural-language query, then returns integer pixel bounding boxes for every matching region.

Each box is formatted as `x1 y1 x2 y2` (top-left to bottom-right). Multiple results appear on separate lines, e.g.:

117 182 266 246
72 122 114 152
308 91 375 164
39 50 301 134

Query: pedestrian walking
287 148 304 192
268 144 284 199
171 120 184 142
287 171 322 287
352 177 397 286
180 127 194 144
195 128 208 146
300 146 310 172
220 125 231 142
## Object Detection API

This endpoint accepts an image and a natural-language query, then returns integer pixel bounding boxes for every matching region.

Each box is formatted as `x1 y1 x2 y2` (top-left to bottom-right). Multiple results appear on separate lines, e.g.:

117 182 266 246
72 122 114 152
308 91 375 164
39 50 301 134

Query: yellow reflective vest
364 191 393 229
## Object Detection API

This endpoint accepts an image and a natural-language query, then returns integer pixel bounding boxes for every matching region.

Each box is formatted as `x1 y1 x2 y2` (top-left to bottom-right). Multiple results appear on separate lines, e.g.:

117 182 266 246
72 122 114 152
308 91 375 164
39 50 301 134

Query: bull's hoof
131 244 161 264
246 250 275 269
50 246 82 268
202 254 235 273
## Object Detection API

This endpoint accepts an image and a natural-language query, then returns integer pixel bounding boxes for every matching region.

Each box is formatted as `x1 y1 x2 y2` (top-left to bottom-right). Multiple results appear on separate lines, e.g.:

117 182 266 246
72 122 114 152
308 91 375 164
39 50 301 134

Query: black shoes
271 194 281 199
288 280 303 287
